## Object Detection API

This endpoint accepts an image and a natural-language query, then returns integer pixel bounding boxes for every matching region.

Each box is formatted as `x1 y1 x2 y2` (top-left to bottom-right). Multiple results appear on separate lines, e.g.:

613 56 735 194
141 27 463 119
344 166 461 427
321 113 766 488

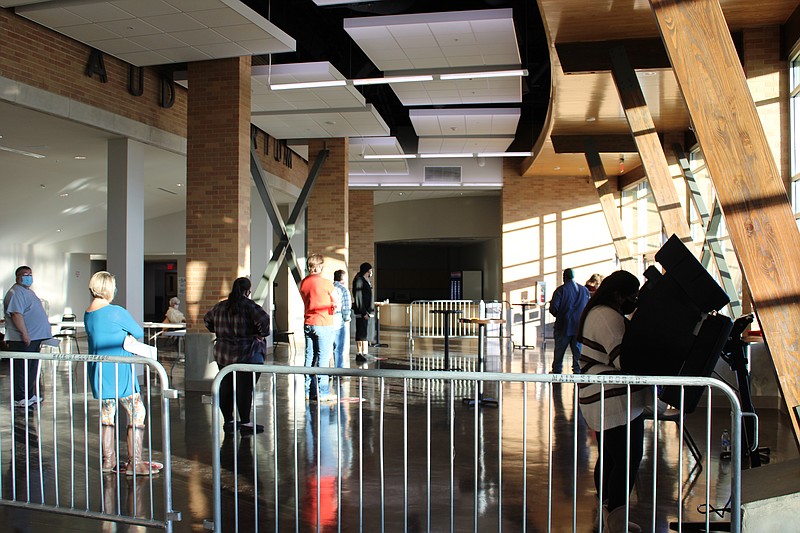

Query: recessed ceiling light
40 184 46 189
59 193 69 197
176 183 183 187
586 117 597 122
325 120 336 125
74 156 86 160
56 229 61 232
398 192 404 196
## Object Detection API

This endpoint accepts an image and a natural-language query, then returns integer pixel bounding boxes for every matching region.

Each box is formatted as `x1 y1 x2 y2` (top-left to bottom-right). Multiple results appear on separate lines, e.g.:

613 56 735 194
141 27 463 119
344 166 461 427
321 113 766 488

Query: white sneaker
15 398 29 408
29 395 42 407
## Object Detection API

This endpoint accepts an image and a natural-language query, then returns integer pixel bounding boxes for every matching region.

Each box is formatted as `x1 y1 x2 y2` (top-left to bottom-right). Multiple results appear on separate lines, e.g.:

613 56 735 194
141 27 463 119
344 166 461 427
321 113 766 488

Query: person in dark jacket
204 277 270 435
352 263 374 363
549 268 590 374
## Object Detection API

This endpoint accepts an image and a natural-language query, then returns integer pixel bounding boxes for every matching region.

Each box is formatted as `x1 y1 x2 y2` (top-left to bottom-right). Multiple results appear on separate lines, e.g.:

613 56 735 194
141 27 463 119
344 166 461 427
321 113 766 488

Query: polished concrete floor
0 329 797 532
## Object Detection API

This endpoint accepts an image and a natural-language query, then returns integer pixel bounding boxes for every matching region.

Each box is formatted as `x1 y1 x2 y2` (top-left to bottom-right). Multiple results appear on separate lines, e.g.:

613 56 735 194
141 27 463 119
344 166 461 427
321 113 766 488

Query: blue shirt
3 284 51 341
85 304 144 400
549 280 590 337
334 281 351 323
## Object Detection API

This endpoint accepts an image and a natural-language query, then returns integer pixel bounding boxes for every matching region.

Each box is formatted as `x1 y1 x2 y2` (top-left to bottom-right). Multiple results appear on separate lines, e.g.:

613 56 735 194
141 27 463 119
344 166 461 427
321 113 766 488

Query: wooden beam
585 140 637 272
609 44 694 248
557 38 671 74
551 134 638 154
618 164 647 189
651 0 800 445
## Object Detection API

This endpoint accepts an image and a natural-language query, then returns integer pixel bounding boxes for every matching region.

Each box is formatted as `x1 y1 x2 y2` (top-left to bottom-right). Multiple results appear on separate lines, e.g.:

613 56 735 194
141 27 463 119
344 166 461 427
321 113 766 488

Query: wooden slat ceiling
525 0 800 178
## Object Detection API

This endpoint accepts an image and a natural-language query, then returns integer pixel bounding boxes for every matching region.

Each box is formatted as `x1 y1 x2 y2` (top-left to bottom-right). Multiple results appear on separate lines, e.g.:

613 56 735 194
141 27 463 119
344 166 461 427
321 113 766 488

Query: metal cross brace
250 146 329 305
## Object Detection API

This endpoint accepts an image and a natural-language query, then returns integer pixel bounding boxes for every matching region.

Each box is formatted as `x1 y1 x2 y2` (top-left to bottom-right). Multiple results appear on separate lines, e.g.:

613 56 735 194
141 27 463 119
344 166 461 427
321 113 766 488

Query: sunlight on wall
186 260 208 322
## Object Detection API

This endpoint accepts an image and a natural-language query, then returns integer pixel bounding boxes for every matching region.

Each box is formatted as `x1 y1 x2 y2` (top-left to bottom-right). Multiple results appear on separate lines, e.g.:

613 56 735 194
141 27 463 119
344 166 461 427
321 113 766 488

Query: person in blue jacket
85 271 159 476
549 268 591 374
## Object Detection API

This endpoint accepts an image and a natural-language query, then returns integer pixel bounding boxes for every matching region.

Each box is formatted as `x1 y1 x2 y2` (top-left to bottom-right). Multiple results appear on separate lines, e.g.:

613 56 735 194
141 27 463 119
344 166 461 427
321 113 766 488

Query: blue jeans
304 324 334 397
552 332 582 374
332 317 350 368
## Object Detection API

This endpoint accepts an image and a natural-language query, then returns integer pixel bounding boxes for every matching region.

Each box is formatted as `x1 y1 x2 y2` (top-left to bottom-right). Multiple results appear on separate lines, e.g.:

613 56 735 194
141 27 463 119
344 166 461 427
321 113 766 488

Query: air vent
424 166 462 184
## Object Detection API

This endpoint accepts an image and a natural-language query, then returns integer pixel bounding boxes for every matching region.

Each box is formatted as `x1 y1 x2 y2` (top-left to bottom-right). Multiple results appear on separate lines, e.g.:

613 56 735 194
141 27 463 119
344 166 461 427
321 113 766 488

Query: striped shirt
578 305 646 431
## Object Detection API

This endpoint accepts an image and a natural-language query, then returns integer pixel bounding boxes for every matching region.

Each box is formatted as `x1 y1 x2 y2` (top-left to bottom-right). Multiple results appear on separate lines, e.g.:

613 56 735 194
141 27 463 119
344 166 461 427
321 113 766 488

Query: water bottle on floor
721 428 731 458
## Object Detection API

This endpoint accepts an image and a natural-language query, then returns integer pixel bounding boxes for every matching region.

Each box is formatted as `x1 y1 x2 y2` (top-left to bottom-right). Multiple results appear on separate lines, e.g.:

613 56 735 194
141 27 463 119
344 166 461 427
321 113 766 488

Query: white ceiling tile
110 0 180 18
18 9 88 28
66 3 134 23
378 60 415 70
170 28 228 46
237 38 292 55
66 24 120 42
165 0 221 10
101 18 162 38
116 50 172 66
411 58 447 69
141 13 205 32
128 32 188 51
189 8 249 27
91 38 147 55
214 23 272 40
157 46 212 63
440 45 483 58
195 41 250 57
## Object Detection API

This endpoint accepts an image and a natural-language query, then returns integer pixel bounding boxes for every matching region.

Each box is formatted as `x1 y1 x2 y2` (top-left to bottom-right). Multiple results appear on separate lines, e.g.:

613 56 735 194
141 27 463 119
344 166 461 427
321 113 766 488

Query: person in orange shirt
299 254 337 402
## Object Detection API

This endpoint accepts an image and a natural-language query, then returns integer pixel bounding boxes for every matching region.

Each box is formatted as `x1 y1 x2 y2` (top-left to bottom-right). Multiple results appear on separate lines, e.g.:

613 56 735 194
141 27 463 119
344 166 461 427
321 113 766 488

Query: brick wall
502 160 615 307
185 57 252 331
744 25 790 191
0 8 187 137
251 128 309 189
349 190 375 281
306 138 349 277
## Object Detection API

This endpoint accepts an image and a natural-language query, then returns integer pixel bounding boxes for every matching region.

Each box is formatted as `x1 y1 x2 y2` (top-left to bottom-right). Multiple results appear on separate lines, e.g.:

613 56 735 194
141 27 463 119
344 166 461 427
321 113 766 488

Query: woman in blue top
85 271 158 476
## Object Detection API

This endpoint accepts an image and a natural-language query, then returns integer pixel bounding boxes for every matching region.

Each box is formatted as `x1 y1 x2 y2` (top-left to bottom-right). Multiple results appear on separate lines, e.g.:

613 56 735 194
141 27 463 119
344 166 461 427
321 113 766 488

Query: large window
790 54 800 220
688 149 742 313
620 180 662 274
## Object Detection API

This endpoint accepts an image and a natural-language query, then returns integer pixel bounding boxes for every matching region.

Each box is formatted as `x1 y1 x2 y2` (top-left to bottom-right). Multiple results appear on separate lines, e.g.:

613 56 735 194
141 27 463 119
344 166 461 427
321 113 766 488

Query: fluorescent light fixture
439 69 527 81
380 183 420 187
0 145 45 158
421 182 460 187
419 153 473 159
349 182 381 187
353 75 433 86
363 154 416 159
477 151 532 157
461 182 502 187
270 79 347 90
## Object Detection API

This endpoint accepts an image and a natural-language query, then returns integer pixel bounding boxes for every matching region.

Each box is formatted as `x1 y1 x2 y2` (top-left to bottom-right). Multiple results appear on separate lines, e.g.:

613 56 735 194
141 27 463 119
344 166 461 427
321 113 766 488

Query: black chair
53 313 80 354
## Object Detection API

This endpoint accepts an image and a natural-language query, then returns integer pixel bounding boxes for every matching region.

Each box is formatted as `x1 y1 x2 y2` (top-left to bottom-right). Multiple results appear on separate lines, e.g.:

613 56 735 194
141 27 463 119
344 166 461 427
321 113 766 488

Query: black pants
7 340 42 402
594 414 644 511
219 370 261 425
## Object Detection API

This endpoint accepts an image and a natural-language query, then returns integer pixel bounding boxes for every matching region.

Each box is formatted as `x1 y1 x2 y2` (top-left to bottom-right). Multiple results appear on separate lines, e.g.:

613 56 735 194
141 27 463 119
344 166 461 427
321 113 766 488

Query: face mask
20 275 33 287
621 295 638 315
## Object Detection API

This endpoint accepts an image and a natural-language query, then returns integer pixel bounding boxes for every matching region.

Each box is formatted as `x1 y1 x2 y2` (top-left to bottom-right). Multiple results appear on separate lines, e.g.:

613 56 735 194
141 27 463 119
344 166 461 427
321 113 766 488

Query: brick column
348 189 375 276
307 138 349 277
185 57 252 332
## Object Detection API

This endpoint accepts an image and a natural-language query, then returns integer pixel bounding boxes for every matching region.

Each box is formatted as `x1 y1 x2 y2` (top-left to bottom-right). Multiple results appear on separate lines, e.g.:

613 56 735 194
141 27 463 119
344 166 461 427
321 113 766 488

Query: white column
107 138 145 322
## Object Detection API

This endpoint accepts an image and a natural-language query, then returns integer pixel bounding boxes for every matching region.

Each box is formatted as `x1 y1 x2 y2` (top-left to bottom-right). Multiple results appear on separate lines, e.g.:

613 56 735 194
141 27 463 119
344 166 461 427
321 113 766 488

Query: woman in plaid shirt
204 277 270 435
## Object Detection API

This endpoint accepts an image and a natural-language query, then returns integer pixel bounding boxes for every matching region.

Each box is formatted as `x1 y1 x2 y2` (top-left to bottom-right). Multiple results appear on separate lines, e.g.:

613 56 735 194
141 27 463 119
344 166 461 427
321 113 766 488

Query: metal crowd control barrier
1 351 181 531
206 365 743 533
408 300 508 349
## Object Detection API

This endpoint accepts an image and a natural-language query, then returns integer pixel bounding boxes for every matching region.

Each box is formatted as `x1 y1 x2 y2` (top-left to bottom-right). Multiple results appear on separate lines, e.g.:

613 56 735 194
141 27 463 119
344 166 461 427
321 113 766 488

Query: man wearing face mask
4 266 51 408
